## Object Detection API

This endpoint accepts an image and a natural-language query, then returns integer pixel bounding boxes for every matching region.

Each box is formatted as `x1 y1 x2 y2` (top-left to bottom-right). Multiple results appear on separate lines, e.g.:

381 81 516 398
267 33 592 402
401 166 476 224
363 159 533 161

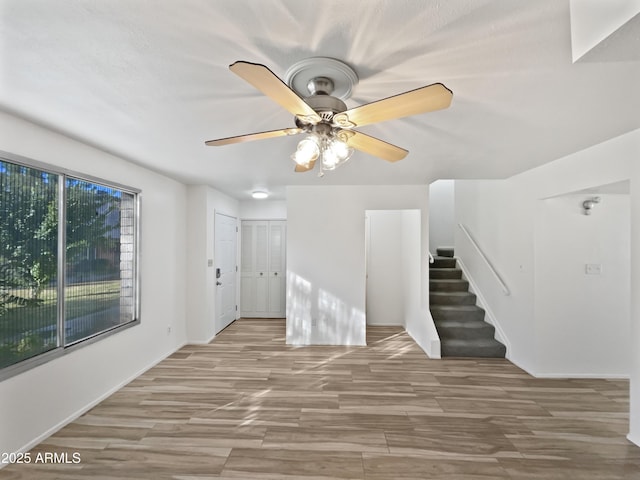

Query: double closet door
240 220 286 318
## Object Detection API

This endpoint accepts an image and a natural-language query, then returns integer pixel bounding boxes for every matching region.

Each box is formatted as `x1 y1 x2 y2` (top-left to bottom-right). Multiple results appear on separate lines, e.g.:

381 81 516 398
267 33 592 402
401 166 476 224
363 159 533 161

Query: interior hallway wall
186 186 239 343
238 200 286 220
429 179 455 250
286 185 436 350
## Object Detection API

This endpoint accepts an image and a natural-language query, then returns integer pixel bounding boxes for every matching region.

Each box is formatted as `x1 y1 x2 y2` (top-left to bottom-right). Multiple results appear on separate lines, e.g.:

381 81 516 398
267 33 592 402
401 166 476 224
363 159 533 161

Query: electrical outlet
585 264 602 275
311 318 317 327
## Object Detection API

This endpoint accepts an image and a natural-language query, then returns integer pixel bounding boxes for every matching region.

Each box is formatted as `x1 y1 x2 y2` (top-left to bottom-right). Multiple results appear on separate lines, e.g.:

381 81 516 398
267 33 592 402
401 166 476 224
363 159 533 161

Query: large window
0 153 139 376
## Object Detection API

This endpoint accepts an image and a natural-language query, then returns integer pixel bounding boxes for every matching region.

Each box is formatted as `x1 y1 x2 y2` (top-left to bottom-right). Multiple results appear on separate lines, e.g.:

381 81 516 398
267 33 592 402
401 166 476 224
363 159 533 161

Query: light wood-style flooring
3 318 639 479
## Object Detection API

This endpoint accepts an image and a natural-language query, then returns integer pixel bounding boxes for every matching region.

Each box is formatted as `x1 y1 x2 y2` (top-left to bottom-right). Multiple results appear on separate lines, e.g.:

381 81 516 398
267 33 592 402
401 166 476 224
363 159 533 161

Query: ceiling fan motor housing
298 94 348 124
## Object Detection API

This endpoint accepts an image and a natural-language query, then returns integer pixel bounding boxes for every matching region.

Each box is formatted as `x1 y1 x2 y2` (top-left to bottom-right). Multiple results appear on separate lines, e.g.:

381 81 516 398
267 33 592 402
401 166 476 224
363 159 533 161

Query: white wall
0 111 188 456
455 178 534 368
186 186 239 343
239 200 286 219
401 210 442 358
455 128 639 444
455 130 636 375
286 185 439 354
535 193 630 376
366 210 405 326
428 179 455 250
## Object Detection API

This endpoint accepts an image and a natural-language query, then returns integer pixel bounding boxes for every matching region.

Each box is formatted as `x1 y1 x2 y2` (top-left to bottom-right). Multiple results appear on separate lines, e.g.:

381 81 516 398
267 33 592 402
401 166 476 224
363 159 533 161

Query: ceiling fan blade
230 61 321 124
294 159 316 172
342 130 408 162
205 128 302 146
333 83 452 128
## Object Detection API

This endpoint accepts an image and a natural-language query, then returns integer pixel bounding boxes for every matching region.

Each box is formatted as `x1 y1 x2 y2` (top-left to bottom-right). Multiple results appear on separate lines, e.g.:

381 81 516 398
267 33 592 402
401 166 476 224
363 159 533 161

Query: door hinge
235 305 238 311
236 226 239 232
236 265 238 272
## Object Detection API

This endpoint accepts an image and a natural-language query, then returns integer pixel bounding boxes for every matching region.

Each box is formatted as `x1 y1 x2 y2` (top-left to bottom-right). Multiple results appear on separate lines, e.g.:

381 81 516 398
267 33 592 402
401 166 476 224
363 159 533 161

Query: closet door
254 221 269 313
267 221 286 316
240 220 286 318
240 222 256 315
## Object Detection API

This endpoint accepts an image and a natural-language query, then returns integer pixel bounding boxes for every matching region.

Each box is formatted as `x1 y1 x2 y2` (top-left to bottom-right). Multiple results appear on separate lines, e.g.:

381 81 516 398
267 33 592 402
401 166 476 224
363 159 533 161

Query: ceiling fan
205 58 453 175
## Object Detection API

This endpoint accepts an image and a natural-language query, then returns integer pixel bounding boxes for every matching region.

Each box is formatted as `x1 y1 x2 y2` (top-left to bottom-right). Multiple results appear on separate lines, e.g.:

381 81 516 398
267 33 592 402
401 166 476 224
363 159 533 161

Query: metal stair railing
458 223 510 296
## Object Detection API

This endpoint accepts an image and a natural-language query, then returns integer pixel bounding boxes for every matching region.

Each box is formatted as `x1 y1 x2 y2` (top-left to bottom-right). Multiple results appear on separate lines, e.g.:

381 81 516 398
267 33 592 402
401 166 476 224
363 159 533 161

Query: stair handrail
457 223 510 296
428 251 435 264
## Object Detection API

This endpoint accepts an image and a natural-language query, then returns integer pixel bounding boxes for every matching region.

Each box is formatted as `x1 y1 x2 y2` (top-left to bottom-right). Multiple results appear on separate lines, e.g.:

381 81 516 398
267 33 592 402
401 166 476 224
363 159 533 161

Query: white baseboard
503 354 535 376
532 373 629 379
405 327 441 359
188 330 218 345
502 354 629 380
455 258 511 355
7 341 187 464
627 432 640 447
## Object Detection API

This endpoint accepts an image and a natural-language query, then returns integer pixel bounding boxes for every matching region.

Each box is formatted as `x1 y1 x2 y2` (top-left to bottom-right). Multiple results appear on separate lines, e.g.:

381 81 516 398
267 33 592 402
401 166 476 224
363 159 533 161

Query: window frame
0 150 141 381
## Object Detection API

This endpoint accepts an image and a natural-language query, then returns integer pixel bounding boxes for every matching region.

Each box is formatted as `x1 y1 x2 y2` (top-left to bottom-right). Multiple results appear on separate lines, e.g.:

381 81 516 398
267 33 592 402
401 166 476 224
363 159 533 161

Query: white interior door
240 222 255 314
215 212 237 333
268 221 286 315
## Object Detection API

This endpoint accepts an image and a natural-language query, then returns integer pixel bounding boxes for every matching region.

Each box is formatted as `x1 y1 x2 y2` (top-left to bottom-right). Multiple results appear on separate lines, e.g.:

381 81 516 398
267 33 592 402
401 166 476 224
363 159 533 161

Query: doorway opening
428 179 455 255
365 209 421 327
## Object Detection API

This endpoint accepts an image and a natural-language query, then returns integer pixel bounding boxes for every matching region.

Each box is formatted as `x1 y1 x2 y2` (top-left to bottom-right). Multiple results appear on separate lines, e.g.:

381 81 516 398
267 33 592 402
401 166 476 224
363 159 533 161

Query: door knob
216 281 222 286
274 272 278 276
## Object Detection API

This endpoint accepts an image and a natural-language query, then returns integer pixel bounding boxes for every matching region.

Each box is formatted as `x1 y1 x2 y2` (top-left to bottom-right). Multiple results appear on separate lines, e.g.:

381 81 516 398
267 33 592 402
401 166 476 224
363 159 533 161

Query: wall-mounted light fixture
582 196 600 215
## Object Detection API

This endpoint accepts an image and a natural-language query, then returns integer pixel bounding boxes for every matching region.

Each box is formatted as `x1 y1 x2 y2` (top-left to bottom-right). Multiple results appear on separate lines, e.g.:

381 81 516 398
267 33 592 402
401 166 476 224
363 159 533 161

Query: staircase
430 247 506 358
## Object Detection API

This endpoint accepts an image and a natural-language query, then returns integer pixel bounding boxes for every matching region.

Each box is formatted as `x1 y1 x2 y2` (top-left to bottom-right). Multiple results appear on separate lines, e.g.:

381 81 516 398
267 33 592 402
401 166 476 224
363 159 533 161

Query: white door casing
215 212 237 333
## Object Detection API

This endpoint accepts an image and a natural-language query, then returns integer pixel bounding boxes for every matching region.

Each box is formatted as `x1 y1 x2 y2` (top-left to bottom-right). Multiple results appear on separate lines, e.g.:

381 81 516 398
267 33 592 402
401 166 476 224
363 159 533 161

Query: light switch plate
585 263 602 275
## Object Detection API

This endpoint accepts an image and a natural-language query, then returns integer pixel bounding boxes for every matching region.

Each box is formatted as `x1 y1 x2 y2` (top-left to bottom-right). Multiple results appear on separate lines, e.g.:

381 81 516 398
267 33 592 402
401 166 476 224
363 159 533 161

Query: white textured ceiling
1 0 638 199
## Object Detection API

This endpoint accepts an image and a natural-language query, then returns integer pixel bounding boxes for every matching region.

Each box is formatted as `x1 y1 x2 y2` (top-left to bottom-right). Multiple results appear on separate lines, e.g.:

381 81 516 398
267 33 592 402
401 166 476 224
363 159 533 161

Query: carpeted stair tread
431 305 485 322
435 319 496 340
431 305 484 312
430 291 477 305
429 278 470 292
430 256 456 268
430 268 463 279
436 247 455 258
440 338 507 358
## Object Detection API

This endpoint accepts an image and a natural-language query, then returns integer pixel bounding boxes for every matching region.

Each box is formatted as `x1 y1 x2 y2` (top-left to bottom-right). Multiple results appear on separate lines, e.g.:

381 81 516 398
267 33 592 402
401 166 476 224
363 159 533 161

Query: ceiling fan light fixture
330 138 353 161
292 135 320 166
321 138 353 171
251 190 269 199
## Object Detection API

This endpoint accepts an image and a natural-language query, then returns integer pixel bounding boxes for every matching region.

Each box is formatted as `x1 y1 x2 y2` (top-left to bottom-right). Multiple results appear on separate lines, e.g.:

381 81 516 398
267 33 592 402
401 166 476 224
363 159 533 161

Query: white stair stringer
455 258 511 358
